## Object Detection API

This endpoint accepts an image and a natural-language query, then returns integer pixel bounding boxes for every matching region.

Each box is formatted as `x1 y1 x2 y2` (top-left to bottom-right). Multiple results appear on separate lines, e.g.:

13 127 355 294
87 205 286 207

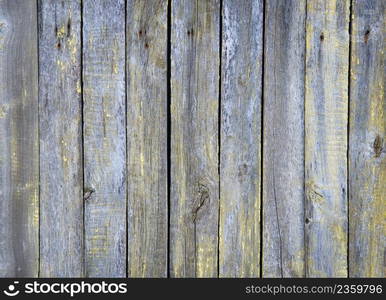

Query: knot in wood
192 182 210 223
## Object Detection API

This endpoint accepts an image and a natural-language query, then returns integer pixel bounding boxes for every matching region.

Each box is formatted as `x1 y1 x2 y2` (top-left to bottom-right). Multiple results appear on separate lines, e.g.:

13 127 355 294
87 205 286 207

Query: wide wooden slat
170 0 220 277
39 0 83 277
263 0 306 278
219 0 263 278
126 0 168 277
349 0 385 277
83 0 126 277
305 0 350 277
0 0 39 277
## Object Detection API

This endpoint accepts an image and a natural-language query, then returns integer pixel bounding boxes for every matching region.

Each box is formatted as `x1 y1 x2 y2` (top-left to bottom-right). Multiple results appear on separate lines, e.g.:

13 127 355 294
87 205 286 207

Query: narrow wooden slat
263 0 306 277
219 0 263 278
349 0 385 277
0 0 39 277
39 0 83 277
126 0 168 277
83 0 126 277
170 0 220 278
305 0 350 277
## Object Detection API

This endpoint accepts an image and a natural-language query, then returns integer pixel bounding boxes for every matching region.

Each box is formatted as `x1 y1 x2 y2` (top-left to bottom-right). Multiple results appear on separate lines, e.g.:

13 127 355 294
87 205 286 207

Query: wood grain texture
1 0 384 279
83 0 126 278
219 0 263 278
170 0 220 277
126 0 168 277
39 0 83 277
349 0 385 277
263 0 306 278
0 0 39 277
305 0 350 277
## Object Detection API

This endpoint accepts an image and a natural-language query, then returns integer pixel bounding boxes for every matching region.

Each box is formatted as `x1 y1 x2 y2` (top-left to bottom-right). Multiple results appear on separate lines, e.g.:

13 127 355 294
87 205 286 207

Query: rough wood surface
305 0 350 277
219 0 263 278
170 0 220 277
126 0 168 277
39 0 83 277
1 0 385 279
263 0 306 278
349 0 385 278
83 0 126 278
0 0 39 277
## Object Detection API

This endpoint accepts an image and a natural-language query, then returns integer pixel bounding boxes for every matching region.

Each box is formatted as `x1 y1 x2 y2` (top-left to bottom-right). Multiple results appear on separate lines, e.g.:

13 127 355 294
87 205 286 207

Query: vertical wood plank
219 0 263 278
0 0 39 277
39 0 83 277
126 0 168 277
83 0 126 277
170 0 220 277
263 0 306 277
305 0 350 277
349 0 385 277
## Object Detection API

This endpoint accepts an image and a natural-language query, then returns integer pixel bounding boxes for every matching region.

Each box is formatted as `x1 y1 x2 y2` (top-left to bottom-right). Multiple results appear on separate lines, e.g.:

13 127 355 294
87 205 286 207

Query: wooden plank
305 0 350 277
349 0 385 277
83 0 126 277
0 0 39 277
126 0 168 277
262 0 306 278
219 0 263 278
39 0 83 277
170 0 220 278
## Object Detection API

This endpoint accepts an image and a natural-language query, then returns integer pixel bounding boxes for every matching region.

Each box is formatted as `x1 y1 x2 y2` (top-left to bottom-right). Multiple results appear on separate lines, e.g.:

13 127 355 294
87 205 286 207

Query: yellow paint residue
88 33 94 48
366 46 385 276
56 25 66 39
332 223 348 277
0 104 7 118
32 189 39 228
196 236 217 277
290 249 305 277
57 59 65 71
67 34 78 64
112 62 118 74
76 80 81 94
0 22 5 50
139 152 144 176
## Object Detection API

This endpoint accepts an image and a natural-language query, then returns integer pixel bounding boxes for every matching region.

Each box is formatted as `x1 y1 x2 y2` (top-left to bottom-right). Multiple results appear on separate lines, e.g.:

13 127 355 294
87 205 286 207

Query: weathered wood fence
0 0 384 278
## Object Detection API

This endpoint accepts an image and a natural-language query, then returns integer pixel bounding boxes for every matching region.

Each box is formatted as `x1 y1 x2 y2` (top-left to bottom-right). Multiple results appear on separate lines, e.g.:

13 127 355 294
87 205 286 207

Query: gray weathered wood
349 0 385 278
219 0 263 278
170 0 220 277
0 0 39 277
263 0 306 278
39 0 83 277
305 0 350 277
126 0 168 277
1 0 384 279
83 0 126 278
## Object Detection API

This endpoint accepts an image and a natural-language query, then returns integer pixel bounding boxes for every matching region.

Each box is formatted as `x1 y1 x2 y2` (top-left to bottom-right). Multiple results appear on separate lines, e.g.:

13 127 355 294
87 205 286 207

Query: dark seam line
124 0 128 278
193 0 198 278
217 0 222 278
303 2 309 277
167 0 172 279
303 0 308 278
272 166 283 277
272 1 284 279
80 0 85 277
260 0 266 279
347 0 353 278
37 0 41 278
